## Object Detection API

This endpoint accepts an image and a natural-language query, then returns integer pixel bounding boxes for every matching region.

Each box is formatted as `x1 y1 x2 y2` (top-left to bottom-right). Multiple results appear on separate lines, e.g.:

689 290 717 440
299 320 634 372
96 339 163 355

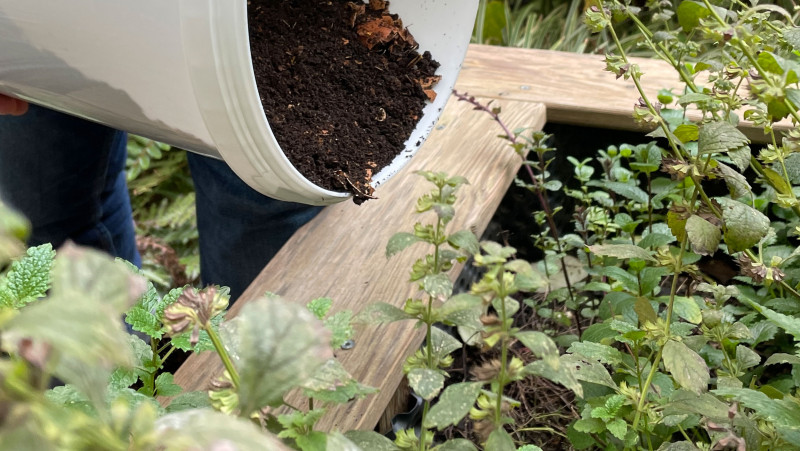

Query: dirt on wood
248 0 440 203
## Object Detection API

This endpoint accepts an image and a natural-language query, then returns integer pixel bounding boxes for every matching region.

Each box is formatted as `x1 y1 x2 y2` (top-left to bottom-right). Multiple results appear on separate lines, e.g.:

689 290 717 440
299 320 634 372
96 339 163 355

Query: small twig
334 170 378 200
454 89 581 333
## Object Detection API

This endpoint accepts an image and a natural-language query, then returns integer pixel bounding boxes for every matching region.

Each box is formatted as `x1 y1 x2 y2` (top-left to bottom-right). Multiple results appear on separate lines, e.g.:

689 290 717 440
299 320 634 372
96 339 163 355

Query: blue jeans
0 104 321 300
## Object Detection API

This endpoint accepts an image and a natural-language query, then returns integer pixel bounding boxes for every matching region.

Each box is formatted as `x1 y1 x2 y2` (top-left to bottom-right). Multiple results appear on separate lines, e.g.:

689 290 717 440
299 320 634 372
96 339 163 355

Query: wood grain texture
457 44 787 143
173 97 547 432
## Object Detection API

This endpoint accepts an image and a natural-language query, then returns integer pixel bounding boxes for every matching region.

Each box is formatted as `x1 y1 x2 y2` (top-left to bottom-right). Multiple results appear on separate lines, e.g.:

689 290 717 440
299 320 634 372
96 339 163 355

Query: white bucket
0 0 478 205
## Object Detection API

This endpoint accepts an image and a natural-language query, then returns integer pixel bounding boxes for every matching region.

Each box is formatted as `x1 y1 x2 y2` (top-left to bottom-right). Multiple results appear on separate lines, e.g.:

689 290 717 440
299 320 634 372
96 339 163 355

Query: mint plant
356 172 584 450
0 203 377 450
505 1 800 449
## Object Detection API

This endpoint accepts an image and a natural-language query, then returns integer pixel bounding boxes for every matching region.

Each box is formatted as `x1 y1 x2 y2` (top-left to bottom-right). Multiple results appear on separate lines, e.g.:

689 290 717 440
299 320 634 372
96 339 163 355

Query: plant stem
632 237 688 431
495 286 510 427
206 323 240 390
453 90 581 330
419 401 430 451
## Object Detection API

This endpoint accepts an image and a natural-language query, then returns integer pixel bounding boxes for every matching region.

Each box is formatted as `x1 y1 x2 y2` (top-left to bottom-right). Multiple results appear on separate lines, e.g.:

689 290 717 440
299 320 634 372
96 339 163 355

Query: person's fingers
0 95 28 116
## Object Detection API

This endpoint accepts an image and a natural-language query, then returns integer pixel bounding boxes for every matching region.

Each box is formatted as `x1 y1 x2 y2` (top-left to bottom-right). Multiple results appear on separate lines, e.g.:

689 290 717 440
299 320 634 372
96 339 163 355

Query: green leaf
5 245 143 410
51 244 145 313
639 267 668 295
784 27 800 51
567 422 597 450
326 432 364 451
447 230 480 256
574 417 606 434
165 391 212 413
735 345 761 370
606 418 628 440
784 154 800 184
698 121 749 155
170 314 223 352
408 368 445 401
296 433 328 451
677 1 726 32
662 340 709 394
307 297 333 320
763 166 792 195
125 305 163 339
303 359 376 404
343 431 400 451
588 244 655 262
324 310 355 349
716 162 752 199
492 296 519 317
278 409 327 444
155 372 183 397
657 441 701 451
673 296 702 324
638 232 675 248
434 439 479 451
0 243 55 308
677 92 713 106
727 145 751 172
423 382 482 430
717 198 770 253
758 52 800 83
765 353 800 366
154 409 287 448
506 259 547 291
355 302 415 324
580 322 617 344
439 293 483 329
110 334 153 391
516 331 559 359
685 215 720 256
423 273 453 300
220 296 333 414
673 124 699 143
586 181 649 204
109 367 138 391
125 285 184 340
561 354 616 389
485 429 516 451
596 266 639 294
739 294 800 339
525 357 584 397
45 384 95 415
713 387 800 428
517 446 543 451
634 297 658 326
386 232 423 258
568 341 623 365
430 327 462 361
663 390 730 422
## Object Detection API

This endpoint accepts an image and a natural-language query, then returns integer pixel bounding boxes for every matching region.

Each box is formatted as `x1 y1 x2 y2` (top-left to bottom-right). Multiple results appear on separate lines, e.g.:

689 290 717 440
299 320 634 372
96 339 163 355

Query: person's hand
0 94 28 116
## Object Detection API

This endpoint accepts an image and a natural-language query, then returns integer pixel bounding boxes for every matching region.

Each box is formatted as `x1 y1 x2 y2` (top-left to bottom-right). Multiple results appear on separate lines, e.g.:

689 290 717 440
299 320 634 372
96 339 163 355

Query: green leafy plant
0 203 380 450
472 0 676 55
126 136 198 291
460 1 800 449
356 172 584 450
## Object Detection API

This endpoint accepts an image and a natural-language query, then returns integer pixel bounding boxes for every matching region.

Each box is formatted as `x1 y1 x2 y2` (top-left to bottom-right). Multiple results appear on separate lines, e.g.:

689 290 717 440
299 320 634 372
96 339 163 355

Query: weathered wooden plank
457 44 784 143
173 97 547 432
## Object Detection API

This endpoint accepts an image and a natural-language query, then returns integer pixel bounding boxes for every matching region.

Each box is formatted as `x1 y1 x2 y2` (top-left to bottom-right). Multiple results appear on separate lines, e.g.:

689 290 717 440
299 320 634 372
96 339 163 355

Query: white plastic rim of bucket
181 0 479 205
0 0 478 206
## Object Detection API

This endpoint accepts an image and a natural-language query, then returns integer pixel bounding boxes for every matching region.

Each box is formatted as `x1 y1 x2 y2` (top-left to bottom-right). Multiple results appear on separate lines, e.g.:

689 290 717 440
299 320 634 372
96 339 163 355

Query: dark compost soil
248 0 440 203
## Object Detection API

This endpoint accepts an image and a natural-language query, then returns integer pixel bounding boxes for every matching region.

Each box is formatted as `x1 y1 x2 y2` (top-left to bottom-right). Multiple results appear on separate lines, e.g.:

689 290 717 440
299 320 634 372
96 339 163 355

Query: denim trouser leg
0 103 322 302
186 153 323 300
0 104 141 266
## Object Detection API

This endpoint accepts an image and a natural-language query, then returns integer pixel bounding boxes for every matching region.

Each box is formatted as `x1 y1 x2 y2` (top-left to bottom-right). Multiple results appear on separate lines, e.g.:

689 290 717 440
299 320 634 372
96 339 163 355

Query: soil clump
248 0 440 203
